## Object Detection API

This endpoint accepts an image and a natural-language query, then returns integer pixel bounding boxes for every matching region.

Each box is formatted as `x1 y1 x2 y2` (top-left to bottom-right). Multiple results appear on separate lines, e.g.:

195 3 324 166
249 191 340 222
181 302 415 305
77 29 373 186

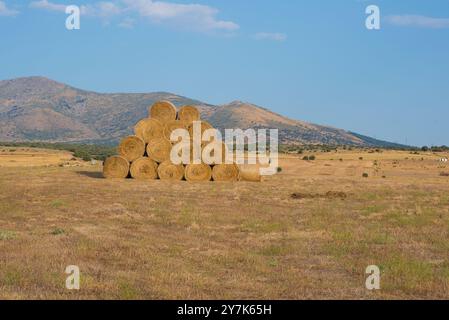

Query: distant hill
0 76 407 147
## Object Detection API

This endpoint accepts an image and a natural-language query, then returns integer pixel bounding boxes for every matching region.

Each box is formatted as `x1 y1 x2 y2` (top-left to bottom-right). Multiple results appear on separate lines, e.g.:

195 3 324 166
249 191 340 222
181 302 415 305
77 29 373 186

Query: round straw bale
163 120 189 142
149 101 177 122
178 105 200 123
130 157 158 180
103 156 129 179
185 163 212 182
134 118 164 143
158 160 185 181
188 121 213 138
172 141 197 165
202 141 229 165
212 164 240 182
238 165 262 182
146 138 172 163
171 139 206 164
118 135 145 162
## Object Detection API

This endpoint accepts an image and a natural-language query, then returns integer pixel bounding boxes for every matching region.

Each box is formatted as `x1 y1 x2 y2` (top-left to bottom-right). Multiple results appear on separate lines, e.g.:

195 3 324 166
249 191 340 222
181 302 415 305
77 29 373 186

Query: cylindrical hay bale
185 164 212 182
149 101 177 123
118 136 146 162
146 138 172 163
134 118 164 143
212 164 240 182
163 120 188 142
172 141 196 165
158 160 185 181
178 105 200 124
202 141 228 165
238 165 262 182
130 157 158 180
103 156 130 179
188 121 213 138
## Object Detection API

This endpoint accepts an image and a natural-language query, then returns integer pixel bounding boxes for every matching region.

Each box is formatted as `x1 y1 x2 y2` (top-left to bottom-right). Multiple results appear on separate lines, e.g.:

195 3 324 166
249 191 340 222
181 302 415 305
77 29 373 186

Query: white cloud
118 17 134 29
82 2 122 17
29 0 239 32
254 32 287 42
30 0 66 12
0 1 19 16
386 15 449 29
122 0 239 32
30 1 122 17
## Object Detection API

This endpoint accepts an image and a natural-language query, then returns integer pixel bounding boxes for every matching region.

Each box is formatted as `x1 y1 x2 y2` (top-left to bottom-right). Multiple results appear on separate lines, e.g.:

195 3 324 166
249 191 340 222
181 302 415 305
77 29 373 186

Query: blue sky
1 0 448 146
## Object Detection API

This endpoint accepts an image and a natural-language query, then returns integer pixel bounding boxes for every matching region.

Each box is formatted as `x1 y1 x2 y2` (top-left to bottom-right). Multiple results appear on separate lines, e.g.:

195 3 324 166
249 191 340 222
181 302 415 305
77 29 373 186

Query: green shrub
51 227 65 235
73 150 92 161
0 230 16 240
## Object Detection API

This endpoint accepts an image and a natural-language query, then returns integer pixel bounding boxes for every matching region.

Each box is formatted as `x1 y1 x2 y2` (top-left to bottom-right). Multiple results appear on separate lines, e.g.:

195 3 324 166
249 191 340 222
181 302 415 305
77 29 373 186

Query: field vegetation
0 145 448 299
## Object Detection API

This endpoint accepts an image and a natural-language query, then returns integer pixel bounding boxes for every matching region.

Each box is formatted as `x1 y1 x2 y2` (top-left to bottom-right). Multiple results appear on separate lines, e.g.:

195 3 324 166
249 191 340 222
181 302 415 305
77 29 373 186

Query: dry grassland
0 146 448 299
0 147 75 167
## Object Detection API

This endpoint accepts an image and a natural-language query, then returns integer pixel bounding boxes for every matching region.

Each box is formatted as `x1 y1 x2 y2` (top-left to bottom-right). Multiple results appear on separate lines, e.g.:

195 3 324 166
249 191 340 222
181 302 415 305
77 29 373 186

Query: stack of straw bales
103 101 261 182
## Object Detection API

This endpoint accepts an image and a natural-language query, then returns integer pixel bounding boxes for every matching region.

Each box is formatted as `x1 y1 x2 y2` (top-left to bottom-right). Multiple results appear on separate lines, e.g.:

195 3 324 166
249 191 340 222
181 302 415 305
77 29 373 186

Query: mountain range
0 76 405 147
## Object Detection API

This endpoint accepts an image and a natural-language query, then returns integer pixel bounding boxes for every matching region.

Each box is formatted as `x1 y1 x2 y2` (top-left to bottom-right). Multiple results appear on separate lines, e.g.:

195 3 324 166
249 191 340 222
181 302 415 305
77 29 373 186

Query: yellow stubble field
0 146 448 299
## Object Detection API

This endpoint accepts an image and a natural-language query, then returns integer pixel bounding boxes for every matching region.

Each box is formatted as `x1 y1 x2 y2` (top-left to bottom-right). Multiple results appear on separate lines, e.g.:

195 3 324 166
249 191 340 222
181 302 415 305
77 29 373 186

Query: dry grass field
0 146 448 299
0 147 75 167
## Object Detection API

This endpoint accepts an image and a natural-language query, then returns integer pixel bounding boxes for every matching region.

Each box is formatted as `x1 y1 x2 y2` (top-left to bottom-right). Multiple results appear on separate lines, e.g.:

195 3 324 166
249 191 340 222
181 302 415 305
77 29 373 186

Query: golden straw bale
187 121 213 138
130 157 158 180
134 118 164 143
103 156 129 179
163 120 189 142
178 105 200 123
238 164 262 182
146 138 172 163
158 160 185 181
149 101 177 123
118 135 145 162
174 142 191 164
171 141 197 165
185 163 212 182
212 164 240 182
202 141 229 165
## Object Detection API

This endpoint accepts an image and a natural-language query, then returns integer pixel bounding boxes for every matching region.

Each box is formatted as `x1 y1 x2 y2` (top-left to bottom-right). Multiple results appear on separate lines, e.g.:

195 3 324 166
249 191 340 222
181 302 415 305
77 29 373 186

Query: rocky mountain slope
0 77 403 147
